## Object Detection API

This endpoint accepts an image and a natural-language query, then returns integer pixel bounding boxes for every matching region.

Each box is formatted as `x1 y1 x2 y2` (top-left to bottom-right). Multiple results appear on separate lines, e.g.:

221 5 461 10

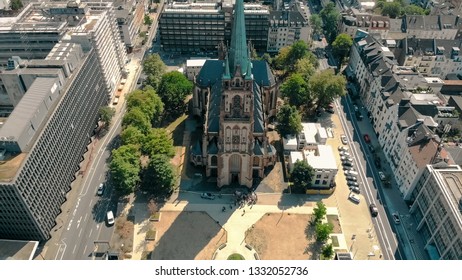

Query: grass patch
331 235 339 247
227 253 245 260
150 211 160 221
326 215 342 234
146 229 157 240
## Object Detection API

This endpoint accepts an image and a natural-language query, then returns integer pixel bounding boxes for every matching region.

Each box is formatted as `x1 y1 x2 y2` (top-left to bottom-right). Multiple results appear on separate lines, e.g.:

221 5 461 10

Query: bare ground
150 211 227 260
246 213 321 260
110 215 135 259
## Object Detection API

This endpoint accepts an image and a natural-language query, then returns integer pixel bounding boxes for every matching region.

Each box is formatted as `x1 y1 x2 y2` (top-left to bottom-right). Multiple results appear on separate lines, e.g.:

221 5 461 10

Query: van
106 211 115 225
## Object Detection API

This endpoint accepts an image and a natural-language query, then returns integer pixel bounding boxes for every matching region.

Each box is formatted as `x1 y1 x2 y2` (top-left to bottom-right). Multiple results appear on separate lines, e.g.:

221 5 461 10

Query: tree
315 222 334 243
157 71 193 114
144 14 153 26
10 0 23 10
295 58 316 81
122 107 151 133
403 4 426 15
321 243 334 259
143 128 175 158
110 144 141 194
290 160 315 193
281 74 311 108
98 106 115 128
261 53 272 65
142 154 175 195
309 15 323 37
274 46 290 71
320 3 341 44
309 69 346 109
126 86 164 125
121 126 145 146
381 2 402 18
332 33 353 64
285 41 310 72
143 54 166 90
276 104 302 138
313 201 327 224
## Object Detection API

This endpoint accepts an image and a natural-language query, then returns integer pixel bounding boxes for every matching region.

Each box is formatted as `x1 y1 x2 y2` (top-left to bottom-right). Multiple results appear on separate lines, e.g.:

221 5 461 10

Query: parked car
201 192 215 200
369 203 378 217
338 146 349 152
345 170 359 176
341 156 353 162
363 134 371 143
392 212 401 224
342 161 354 167
325 107 334 114
97 183 104 196
341 135 348 145
339 151 350 157
350 186 361 194
345 175 357 181
106 211 115 226
347 180 359 187
368 143 374 152
378 171 386 181
343 166 354 171
349 193 360 204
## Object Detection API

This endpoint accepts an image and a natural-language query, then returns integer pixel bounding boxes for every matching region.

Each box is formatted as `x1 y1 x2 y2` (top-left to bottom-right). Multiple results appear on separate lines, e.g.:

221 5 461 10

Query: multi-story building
339 8 390 39
159 0 308 54
113 0 146 53
189 0 277 188
0 2 127 102
0 42 107 241
408 164 462 259
401 14 462 40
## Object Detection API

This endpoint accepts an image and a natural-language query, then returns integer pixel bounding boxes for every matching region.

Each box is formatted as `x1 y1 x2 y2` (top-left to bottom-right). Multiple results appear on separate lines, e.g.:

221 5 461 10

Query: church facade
190 0 278 189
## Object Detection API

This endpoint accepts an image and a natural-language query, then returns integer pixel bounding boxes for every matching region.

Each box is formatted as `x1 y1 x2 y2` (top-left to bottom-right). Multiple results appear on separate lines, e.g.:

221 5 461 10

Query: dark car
364 134 371 143
350 186 361 194
369 203 378 217
342 161 354 167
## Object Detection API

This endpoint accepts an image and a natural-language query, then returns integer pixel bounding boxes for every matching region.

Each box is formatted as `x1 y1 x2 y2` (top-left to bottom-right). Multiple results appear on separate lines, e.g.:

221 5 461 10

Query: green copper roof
229 0 249 77
223 54 231 79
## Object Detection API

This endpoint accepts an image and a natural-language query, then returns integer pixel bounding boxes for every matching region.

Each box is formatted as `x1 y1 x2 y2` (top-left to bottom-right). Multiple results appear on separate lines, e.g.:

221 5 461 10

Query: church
190 0 278 188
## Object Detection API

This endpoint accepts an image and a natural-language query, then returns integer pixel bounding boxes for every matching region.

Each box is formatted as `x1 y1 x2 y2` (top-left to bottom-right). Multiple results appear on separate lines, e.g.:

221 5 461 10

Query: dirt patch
110 215 135 259
151 211 227 260
246 213 320 260
327 215 342 234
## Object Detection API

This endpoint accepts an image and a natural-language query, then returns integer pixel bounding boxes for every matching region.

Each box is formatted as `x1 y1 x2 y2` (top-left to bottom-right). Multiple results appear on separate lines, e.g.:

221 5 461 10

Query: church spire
228 0 249 77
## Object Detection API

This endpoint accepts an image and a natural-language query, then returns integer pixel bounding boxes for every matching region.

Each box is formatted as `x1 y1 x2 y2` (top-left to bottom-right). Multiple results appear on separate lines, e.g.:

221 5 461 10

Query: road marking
89 228 93 237
79 228 83 237
89 199 93 207
83 245 88 256
76 217 81 229
84 213 88 222
72 244 77 254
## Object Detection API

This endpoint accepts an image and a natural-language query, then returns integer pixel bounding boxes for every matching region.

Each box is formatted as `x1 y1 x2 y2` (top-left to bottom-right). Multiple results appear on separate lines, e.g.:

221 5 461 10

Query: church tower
191 0 277 188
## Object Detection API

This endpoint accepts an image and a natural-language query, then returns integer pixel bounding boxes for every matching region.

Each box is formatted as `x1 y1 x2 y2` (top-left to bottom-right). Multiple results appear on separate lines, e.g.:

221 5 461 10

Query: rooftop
304 146 337 170
0 239 39 260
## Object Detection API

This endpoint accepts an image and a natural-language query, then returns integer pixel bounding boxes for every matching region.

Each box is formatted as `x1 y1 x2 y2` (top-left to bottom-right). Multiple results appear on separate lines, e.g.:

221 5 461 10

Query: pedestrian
242 209 246 216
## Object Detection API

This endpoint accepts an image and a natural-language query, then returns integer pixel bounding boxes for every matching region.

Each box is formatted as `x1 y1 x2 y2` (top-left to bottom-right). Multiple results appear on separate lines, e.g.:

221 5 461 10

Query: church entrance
229 154 241 186
231 173 239 184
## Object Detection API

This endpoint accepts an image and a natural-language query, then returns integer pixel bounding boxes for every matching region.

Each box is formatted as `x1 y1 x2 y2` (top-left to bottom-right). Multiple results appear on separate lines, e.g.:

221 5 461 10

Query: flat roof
304 146 337 170
302 123 318 144
0 239 39 260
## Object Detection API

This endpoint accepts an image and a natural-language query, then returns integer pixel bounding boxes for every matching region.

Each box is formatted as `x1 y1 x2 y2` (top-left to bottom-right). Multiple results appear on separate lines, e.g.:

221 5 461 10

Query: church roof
228 0 249 77
253 139 264 155
191 140 202 156
206 81 222 133
207 139 218 154
252 60 275 87
196 60 224 87
253 83 264 133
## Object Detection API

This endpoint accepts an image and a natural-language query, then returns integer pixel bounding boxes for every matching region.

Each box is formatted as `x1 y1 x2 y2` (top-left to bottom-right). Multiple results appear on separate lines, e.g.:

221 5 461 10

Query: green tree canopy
295 57 316 81
315 222 334 243
143 128 174 158
403 4 426 15
332 33 353 64
309 14 323 37
122 107 151 134
309 69 346 109
313 201 327 224
285 41 310 71
142 154 175 196
281 74 311 108
143 54 167 90
110 144 141 195
121 126 145 146
10 0 23 10
321 243 334 259
273 46 290 71
320 3 341 43
126 86 164 125
276 104 303 138
381 2 402 18
290 160 315 193
144 14 153 25
98 106 115 128
157 71 193 114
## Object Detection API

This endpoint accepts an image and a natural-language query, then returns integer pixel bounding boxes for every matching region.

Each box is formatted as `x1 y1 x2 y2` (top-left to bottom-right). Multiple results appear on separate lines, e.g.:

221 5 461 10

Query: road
52 6 163 260
334 97 403 260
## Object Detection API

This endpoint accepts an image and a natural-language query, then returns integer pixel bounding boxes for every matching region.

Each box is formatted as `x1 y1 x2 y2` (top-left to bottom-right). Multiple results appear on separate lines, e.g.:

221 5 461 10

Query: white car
378 171 386 181
392 212 401 224
345 170 359 176
338 146 349 152
97 183 104 196
349 193 360 204
339 151 350 157
106 211 115 226
201 192 215 200
341 135 348 145
341 156 353 162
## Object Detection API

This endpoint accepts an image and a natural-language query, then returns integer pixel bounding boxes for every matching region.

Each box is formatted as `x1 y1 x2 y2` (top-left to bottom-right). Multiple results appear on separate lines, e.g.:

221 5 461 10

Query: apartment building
0 42 107 241
0 2 127 101
113 0 146 53
401 14 462 40
409 164 462 260
339 8 390 39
